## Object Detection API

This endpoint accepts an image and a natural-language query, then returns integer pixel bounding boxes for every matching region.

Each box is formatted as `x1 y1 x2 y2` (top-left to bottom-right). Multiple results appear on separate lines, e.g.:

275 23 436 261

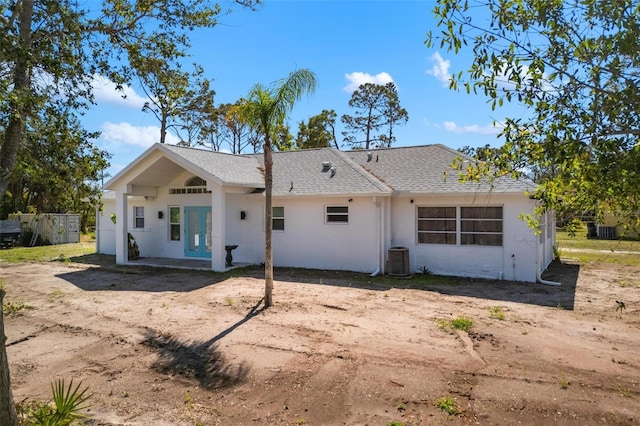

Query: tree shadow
256 261 580 310
57 255 579 308
141 299 265 388
55 265 228 293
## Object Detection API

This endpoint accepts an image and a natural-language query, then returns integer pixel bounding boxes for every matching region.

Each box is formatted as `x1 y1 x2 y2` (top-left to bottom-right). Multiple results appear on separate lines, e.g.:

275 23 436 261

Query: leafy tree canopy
0 0 258 217
426 0 640 234
234 69 317 307
296 109 338 150
341 82 408 150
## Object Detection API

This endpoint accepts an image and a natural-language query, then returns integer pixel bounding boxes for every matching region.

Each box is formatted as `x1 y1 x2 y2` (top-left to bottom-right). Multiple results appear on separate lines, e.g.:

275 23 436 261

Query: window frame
417 206 457 245
133 206 145 229
325 205 349 224
460 206 503 247
169 206 181 241
416 205 503 247
272 206 285 231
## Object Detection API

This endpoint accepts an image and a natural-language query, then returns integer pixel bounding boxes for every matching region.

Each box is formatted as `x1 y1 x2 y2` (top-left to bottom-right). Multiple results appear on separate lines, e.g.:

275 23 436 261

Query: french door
184 206 212 258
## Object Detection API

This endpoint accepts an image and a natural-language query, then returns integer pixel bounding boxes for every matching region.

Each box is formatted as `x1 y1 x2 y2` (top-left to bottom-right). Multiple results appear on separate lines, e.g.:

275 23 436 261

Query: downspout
536 218 561 286
370 196 381 276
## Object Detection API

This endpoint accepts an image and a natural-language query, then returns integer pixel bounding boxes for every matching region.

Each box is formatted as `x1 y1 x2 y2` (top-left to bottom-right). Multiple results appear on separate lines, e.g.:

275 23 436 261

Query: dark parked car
0 219 21 248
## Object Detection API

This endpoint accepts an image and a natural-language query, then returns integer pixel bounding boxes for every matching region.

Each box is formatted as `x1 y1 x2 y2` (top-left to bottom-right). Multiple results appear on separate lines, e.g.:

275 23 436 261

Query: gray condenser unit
387 247 410 276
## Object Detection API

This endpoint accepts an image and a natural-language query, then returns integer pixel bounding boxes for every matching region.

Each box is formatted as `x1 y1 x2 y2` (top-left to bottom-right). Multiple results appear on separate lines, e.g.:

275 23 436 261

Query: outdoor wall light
240 211 246 220
158 211 164 219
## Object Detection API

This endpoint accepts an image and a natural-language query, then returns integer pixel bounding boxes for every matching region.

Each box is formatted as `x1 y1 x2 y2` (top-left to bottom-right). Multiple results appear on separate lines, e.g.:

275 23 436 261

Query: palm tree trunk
0 289 18 426
263 141 274 308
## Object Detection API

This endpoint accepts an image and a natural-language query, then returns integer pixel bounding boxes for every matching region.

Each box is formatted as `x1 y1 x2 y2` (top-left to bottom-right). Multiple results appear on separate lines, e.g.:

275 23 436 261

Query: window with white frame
417 206 503 246
169 206 180 241
272 206 285 231
417 207 457 244
326 206 348 223
134 206 145 229
460 206 503 246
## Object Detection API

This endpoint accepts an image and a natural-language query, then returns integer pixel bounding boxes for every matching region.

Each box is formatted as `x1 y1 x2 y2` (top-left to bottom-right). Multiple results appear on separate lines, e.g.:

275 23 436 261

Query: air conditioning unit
387 247 409 276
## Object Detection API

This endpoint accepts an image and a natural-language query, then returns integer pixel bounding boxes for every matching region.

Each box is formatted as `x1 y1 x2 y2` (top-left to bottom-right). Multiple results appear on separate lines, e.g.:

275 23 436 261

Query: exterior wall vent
387 247 410 276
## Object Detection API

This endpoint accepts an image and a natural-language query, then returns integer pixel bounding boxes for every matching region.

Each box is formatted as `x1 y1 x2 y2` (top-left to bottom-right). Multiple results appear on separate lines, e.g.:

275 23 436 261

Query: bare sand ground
1 255 639 425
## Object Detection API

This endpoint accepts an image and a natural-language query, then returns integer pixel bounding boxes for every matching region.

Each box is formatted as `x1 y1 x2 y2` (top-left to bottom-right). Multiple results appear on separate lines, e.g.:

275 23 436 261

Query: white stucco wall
96 201 116 255
269 196 380 273
388 193 541 282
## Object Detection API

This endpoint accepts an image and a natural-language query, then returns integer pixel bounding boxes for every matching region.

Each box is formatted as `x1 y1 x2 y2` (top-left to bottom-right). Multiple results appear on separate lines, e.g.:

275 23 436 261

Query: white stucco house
97 143 556 282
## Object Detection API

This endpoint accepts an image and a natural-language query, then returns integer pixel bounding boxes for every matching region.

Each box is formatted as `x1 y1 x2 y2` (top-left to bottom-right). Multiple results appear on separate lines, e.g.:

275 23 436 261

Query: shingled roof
265 148 393 196
346 144 534 194
162 144 264 187
106 143 533 196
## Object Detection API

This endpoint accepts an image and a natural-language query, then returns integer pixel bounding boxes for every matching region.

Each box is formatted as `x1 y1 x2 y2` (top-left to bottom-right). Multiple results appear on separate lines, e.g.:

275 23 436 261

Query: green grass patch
451 316 474 331
3 300 34 316
488 306 506 320
556 231 640 252
562 251 640 267
435 395 461 416
0 241 95 263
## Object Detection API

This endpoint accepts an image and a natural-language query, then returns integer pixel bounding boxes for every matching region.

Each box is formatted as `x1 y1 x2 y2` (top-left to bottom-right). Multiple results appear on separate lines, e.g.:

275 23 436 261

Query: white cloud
443 120 502 135
100 121 180 148
92 75 148 109
343 72 394 93
425 52 451 87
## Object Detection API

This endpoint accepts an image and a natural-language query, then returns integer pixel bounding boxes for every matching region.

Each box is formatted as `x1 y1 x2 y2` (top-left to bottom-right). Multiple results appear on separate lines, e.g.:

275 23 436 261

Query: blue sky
85 0 528 178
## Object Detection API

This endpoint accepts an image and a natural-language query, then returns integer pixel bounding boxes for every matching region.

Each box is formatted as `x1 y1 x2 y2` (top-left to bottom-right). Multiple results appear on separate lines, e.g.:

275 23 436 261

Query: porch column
211 184 225 271
115 192 129 264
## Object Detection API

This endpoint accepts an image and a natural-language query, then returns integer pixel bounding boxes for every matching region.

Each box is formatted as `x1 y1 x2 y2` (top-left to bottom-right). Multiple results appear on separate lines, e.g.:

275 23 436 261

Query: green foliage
0 0 259 219
450 316 474 331
0 241 94 263
21 230 50 247
206 102 260 154
418 265 431 275
2 300 33 316
341 82 408 150
234 69 318 308
426 1 640 231
18 379 92 426
488 306 505 320
296 109 338 149
435 395 460 416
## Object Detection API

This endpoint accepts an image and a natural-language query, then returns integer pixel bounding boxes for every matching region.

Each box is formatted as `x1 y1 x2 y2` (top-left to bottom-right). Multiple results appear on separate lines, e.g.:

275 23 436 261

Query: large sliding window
417 206 503 247
460 207 503 246
417 207 456 244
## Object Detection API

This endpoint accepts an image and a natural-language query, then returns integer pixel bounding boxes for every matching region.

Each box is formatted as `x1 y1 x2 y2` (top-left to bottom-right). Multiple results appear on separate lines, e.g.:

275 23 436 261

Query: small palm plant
27 379 92 425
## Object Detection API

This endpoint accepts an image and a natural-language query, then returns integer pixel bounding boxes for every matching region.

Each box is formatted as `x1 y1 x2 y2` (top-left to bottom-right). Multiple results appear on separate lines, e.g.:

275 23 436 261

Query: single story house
97 143 556 282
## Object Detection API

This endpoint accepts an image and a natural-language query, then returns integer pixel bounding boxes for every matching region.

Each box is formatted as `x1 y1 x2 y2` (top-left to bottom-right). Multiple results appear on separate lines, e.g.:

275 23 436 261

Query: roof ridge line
331 149 393 193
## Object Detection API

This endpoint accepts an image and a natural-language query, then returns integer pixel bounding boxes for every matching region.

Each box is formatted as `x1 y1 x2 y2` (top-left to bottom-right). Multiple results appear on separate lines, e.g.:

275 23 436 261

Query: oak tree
427 0 640 234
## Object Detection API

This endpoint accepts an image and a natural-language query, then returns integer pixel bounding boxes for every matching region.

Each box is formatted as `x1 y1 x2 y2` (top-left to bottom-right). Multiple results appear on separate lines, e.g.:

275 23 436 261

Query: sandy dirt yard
1 255 639 425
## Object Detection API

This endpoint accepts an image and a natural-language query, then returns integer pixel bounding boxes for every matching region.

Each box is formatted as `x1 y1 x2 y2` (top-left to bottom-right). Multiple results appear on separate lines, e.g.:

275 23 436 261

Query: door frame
184 206 212 258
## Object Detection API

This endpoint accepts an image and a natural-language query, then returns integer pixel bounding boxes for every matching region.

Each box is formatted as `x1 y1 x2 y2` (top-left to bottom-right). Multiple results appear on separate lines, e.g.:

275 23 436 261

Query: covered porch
126 256 254 272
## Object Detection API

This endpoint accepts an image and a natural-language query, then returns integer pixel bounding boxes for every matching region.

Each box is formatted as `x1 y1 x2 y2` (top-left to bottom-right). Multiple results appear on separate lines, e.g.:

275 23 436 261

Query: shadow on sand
58 254 579 309
140 299 265 388
266 260 580 310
